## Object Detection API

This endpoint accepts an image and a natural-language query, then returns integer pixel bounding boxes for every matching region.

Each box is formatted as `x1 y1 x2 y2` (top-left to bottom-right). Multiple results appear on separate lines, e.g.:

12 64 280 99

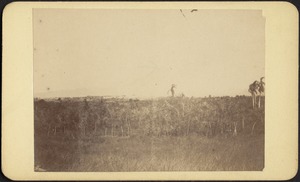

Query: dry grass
35 133 264 171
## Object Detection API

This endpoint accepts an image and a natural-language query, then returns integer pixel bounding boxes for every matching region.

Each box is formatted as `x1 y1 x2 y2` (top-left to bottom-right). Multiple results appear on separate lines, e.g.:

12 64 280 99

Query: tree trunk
127 125 130 137
54 126 57 135
251 122 257 135
242 116 245 130
182 103 185 118
165 119 168 136
220 123 224 134
209 123 212 137
83 125 86 136
252 95 255 109
233 122 237 136
121 125 124 137
186 119 190 136
94 122 97 134
127 123 131 137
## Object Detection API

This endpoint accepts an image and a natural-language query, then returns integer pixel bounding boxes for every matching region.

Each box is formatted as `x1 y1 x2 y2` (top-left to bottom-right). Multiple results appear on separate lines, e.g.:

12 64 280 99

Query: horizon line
34 94 252 100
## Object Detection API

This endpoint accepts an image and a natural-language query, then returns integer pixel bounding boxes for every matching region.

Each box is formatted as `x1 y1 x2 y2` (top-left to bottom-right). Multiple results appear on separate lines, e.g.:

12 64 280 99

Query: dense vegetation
34 96 264 138
34 96 264 171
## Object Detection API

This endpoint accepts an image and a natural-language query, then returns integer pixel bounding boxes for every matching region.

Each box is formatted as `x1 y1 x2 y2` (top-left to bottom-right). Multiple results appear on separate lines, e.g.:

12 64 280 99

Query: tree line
34 96 264 139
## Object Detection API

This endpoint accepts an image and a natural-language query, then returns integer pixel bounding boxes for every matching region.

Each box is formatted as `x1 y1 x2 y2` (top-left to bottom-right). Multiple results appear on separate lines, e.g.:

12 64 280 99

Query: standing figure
170 84 176 97
249 80 260 109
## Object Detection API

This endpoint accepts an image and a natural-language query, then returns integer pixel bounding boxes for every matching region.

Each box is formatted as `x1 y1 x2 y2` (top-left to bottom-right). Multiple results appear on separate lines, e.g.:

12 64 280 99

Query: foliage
34 96 264 139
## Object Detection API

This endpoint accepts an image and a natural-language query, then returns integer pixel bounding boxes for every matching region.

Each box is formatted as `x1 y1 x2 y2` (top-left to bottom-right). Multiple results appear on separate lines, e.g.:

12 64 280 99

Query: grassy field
34 96 264 171
35 133 264 171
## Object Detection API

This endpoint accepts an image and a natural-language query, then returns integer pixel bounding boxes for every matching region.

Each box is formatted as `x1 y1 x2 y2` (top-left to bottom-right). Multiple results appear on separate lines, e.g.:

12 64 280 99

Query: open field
34 96 264 171
35 134 264 171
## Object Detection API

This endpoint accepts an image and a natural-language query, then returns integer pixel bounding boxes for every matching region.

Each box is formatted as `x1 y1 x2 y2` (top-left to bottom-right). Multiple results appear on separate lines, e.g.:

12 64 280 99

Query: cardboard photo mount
2 2 298 181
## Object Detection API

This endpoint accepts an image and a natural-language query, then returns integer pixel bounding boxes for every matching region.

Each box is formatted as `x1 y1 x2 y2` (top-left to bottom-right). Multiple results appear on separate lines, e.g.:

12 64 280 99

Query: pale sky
33 9 265 98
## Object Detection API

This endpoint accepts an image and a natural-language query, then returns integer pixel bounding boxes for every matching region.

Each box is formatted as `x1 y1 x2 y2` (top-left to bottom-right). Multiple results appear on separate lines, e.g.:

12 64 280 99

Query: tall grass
34 96 264 171
35 133 264 171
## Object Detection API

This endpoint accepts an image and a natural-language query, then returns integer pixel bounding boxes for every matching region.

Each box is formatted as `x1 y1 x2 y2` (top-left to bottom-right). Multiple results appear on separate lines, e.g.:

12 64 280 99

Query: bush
34 96 265 138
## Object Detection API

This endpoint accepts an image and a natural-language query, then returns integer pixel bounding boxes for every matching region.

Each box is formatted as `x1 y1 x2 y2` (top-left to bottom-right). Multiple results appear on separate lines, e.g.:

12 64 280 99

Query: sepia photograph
2 2 298 180
33 9 265 172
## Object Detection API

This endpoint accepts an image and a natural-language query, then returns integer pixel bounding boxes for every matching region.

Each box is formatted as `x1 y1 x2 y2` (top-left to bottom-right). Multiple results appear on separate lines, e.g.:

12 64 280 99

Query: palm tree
248 80 260 109
257 77 265 108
